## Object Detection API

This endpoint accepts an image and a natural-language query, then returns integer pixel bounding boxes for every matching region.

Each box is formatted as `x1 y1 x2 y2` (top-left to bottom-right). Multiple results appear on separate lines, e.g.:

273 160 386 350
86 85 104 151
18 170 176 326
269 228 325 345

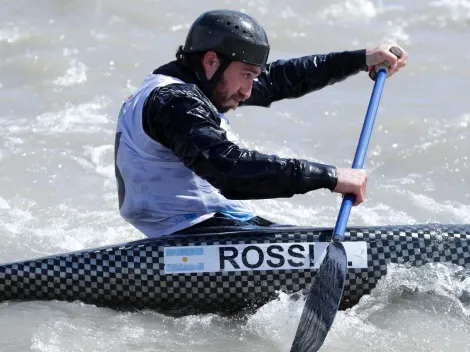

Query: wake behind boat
0 223 469 316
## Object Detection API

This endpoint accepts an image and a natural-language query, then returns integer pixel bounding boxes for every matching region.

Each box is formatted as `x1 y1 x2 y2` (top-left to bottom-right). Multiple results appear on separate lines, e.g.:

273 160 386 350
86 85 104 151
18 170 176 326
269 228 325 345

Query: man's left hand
366 43 408 77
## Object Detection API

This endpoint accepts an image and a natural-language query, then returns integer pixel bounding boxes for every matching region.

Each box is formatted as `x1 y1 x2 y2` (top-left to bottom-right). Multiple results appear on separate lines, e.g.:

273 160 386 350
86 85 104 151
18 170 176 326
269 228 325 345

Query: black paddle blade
290 243 347 352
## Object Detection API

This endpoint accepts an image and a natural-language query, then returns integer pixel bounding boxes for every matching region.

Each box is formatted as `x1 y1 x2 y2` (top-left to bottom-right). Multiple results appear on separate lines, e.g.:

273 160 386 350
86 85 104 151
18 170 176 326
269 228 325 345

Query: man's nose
239 82 253 100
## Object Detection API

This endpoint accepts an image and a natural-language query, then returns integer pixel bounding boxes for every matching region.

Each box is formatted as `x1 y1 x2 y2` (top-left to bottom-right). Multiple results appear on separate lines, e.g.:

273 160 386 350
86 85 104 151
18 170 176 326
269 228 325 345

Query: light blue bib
115 74 254 237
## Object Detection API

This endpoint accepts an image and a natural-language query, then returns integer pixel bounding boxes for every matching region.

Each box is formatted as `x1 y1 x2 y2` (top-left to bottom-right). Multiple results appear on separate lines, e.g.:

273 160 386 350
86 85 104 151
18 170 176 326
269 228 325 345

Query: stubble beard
211 77 234 114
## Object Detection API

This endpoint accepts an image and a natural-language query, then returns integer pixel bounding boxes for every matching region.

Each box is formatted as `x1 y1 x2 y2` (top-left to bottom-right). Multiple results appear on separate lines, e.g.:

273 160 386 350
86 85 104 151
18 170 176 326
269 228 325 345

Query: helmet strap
191 54 231 100
208 55 231 89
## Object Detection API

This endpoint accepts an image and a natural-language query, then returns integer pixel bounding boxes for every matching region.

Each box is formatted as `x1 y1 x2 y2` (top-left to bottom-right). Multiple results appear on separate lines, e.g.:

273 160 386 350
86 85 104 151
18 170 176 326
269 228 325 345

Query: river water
0 0 469 351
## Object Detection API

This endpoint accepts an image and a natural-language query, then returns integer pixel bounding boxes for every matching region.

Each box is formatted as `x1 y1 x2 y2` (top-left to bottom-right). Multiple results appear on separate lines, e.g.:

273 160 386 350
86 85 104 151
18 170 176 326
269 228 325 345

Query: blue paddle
289 47 402 352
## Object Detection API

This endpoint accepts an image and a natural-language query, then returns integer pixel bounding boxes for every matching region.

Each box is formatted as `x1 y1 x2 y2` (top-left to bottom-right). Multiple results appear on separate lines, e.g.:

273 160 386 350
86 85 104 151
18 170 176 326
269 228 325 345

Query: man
114 9 407 238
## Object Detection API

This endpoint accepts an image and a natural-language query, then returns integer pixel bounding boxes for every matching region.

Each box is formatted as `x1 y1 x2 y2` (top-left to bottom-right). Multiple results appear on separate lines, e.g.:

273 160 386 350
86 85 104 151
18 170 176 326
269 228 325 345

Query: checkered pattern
0 224 469 314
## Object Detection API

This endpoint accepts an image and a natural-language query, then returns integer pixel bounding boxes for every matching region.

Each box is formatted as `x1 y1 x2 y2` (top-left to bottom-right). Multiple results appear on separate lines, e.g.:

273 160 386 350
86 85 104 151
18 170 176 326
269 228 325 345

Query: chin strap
190 54 231 100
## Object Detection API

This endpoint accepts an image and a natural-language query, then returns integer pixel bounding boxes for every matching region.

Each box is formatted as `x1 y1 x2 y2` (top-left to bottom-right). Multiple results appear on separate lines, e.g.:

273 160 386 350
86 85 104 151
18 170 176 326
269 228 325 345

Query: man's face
211 61 261 113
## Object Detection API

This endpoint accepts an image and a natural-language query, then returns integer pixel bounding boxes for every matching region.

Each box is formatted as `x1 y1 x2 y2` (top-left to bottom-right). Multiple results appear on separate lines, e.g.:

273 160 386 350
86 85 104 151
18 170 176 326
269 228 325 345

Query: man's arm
243 50 367 107
143 84 338 200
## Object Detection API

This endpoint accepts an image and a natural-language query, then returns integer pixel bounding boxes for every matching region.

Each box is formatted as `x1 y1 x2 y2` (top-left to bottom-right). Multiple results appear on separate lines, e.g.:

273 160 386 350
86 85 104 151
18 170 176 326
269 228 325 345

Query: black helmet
183 9 270 66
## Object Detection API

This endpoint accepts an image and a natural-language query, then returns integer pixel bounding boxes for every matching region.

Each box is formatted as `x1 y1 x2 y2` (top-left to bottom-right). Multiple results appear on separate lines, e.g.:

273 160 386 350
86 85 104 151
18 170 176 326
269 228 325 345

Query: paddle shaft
332 68 388 241
290 48 402 352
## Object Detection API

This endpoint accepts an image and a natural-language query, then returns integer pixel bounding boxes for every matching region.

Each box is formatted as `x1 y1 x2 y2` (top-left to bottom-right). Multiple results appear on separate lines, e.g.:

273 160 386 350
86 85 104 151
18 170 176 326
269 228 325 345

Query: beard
211 76 241 114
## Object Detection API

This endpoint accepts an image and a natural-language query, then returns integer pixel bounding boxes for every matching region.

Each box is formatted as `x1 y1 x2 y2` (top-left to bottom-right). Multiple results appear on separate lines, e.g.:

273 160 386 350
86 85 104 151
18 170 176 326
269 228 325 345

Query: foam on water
410 194 470 223
242 263 470 352
33 98 112 134
83 144 116 183
429 0 470 24
0 199 141 263
321 0 379 20
0 23 25 44
354 202 417 225
332 263 470 351
53 59 88 87
0 197 10 210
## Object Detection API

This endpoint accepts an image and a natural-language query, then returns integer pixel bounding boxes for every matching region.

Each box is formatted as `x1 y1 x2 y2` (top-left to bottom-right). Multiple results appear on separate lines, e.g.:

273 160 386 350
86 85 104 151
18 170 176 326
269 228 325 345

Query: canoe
0 223 469 316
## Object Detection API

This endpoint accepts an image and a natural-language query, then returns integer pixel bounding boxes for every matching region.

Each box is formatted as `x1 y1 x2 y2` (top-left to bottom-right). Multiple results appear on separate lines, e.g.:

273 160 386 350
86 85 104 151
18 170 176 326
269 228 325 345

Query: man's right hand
333 168 368 206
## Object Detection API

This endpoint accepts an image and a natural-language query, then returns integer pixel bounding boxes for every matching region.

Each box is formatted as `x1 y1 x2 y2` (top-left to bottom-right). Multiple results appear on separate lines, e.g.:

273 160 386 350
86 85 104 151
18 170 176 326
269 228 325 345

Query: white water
1 0 469 351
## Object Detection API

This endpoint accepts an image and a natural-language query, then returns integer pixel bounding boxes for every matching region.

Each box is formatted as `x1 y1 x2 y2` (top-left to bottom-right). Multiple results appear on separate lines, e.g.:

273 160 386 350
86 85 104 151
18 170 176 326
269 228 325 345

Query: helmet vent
225 21 252 36
185 10 269 65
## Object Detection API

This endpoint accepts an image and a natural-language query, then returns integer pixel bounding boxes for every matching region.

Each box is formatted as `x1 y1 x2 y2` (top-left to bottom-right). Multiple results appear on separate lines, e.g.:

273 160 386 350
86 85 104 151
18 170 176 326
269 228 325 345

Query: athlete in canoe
114 9 408 237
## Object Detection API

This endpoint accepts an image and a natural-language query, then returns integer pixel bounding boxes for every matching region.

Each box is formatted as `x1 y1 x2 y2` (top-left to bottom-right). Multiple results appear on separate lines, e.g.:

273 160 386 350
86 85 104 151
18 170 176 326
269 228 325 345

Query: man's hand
333 168 368 206
366 43 408 78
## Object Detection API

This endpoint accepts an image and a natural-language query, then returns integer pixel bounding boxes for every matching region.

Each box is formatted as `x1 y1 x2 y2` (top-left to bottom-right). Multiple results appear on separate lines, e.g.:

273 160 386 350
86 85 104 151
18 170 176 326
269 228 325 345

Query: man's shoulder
144 76 216 120
146 75 203 102
150 77 215 114
157 81 204 99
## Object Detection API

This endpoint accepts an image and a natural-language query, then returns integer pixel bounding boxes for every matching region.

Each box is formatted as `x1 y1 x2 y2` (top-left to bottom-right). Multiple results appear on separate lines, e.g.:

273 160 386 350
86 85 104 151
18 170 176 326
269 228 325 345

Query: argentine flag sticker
164 247 206 273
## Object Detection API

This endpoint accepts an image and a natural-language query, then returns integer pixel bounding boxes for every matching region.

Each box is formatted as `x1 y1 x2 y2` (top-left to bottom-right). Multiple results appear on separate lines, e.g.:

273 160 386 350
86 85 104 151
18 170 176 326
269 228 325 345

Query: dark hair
175 45 186 63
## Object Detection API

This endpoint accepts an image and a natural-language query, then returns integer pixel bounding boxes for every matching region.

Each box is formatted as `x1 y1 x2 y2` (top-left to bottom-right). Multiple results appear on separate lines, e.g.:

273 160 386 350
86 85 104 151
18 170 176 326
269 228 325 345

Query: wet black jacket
142 50 367 200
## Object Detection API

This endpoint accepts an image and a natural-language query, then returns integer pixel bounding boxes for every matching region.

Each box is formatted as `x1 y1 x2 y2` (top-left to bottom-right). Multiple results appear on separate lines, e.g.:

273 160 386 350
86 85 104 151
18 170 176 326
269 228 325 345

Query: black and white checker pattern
0 224 469 314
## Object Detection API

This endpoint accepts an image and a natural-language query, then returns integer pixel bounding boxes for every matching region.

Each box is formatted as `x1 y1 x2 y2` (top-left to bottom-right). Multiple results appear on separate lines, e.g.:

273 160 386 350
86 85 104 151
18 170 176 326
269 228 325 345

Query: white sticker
164 242 368 274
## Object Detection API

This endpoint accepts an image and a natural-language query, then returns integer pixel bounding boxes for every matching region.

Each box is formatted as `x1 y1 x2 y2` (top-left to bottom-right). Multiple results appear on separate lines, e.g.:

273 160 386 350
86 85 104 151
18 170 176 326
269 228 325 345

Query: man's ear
202 51 220 80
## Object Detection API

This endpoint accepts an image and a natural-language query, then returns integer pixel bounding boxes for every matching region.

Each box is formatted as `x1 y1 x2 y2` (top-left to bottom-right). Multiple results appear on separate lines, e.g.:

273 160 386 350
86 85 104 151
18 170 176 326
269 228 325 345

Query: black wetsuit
139 50 368 231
